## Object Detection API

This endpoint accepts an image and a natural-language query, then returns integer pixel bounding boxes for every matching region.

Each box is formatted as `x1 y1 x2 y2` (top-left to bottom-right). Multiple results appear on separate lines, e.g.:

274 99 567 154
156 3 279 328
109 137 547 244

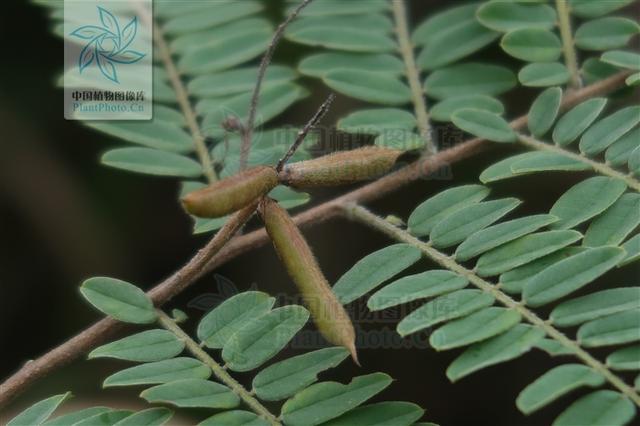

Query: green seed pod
260 197 359 363
279 146 402 188
182 166 278 218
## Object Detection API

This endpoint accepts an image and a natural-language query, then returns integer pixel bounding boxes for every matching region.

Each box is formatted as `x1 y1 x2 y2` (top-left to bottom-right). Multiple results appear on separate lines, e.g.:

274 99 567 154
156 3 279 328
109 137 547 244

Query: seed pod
259 197 359 363
182 166 278 218
279 146 402 188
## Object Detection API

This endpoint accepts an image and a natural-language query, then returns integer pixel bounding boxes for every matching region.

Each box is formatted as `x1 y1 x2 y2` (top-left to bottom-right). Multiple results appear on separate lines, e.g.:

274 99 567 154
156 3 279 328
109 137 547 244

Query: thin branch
344 203 640 407
0 204 257 409
391 0 434 153
276 93 335 172
149 17 217 182
0 71 629 409
239 0 315 170
156 310 280 425
517 134 640 192
555 0 582 90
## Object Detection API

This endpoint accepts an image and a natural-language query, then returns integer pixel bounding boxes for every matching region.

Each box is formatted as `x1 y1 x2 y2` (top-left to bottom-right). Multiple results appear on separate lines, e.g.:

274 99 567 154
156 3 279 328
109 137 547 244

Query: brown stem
239 0 315 170
0 71 628 409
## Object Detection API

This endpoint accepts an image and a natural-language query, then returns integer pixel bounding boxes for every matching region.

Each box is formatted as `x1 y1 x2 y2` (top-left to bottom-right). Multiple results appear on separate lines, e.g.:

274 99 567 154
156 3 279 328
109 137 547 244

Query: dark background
1 1 638 425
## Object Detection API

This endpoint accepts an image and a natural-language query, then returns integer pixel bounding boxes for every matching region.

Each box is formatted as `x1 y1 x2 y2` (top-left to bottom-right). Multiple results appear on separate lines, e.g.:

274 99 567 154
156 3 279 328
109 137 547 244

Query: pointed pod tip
347 341 360 366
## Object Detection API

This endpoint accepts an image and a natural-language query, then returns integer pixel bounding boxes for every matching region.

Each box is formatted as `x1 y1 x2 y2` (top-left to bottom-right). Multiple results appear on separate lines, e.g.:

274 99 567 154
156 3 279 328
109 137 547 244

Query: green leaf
606 128 640 166
417 20 499 70
408 185 491 236
499 247 586 294
333 244 422 304
578 310 640 347
89 330 184 362
569 0 635 18
579 106 640 155
584 193 640 247
620 234 640 266
153 106 185 128
222 306 310 371
431 95 504 122
368 270 468 311
299 53 404 78
452 109 517 143
447 324 544 381
103 357 211 387
285 15 395 53
290 0 390 17
516 365 605 414
199 411 269 426
455 214 558 261
412 3 479 46
475 230 583 277
582 58 622 85
424 63 516 100
85 121 192 153
113 408 173 426
575 17 639 51
480 153 535 183
518 63 569 87
163 1 263 35
43 407 110 426
500 29 562 62
374 133 426 151
280 373 392 426
187 65 295 98
323 70 411 105
477 2 556 32
321 402 424 426
197 291 275 349
7 393 71 426
553 390 635 426
607 345 640 371
269 186 310 210
430 198 521 248
631 146 640 175
179 31 268 75
549 177 627 229
252 347 349 401
510 151 591 174
626 72 640 86
337 109 416 135
141 379 240 409
551 287 640 327
101 148 202 178
397 289 495 337
601 50 640 70
553 98 607 146
524 247 626 306
80 277 156 324
430 307 521 350
535 339 574 357
73 410 133 426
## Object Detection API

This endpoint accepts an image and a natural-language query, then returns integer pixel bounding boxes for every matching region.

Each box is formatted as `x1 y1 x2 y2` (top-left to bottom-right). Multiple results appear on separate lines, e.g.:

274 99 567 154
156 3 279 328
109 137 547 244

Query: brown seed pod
182 166 278 218
259 197 359 364
278 146 402 188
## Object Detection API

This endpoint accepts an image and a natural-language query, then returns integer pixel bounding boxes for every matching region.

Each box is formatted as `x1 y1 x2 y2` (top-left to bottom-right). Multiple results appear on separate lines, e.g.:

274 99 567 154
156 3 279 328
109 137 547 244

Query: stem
156 310 281 425
555 0 581 90
344 203 640 407
0 71 629 409
517 134 640 192
152 22 217 182
240 0 315 170
391 0 434 153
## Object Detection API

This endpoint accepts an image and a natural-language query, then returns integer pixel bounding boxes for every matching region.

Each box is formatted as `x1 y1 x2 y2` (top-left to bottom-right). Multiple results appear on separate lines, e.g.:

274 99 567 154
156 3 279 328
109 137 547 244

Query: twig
517 134 640 191
0 203 257 409
343 203 640 407
0 71 629 409
239 0 315 170
156 310 281 425
276 93 335 172
145 12 217 183
555 0 582 90
392 0 434 154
